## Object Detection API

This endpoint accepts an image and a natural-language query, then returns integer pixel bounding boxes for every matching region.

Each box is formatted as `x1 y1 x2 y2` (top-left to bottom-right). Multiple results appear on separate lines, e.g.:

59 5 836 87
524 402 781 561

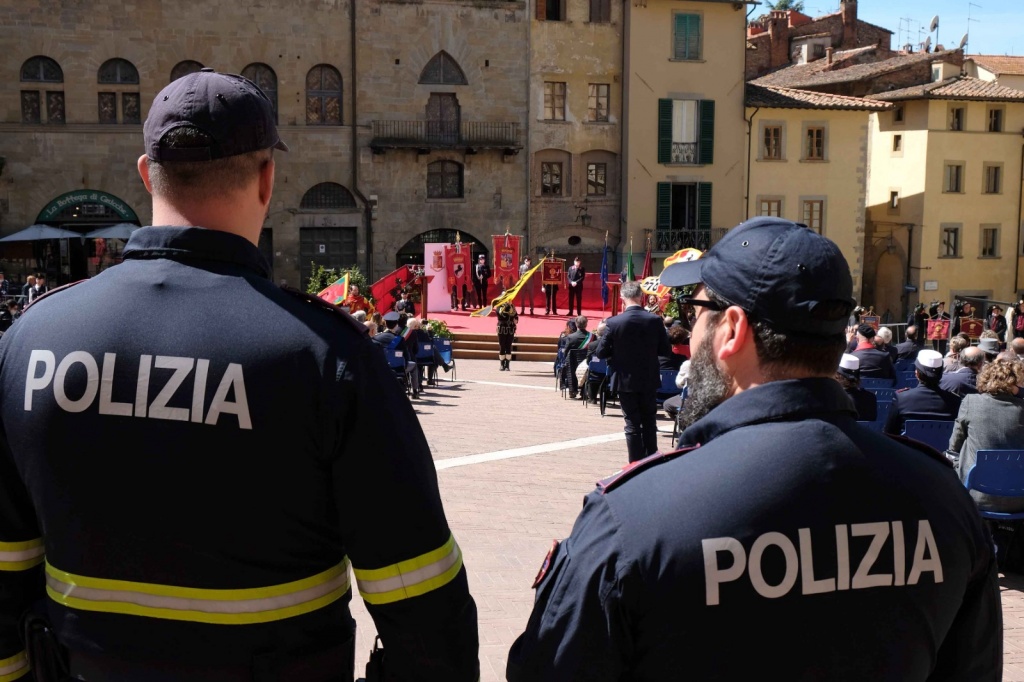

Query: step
455 340 555 353
454 349 557 362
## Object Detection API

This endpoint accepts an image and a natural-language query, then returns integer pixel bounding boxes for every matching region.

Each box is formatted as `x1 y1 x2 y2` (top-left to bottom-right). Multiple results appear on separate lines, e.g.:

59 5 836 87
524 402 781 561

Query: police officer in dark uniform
883 349 962 435
0 69 477 681
850 323 895 379
836 353 877 421
507 218 1000 681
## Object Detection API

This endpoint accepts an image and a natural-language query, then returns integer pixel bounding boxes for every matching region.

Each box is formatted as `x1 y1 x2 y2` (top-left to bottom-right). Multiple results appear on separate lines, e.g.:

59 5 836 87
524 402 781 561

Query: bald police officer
507 217 1000 681
0 69 477 681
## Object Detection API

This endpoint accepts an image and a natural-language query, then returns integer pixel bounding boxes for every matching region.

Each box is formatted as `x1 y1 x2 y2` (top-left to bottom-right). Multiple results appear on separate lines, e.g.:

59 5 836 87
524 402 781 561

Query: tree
766 0 805 11
305 262 371 300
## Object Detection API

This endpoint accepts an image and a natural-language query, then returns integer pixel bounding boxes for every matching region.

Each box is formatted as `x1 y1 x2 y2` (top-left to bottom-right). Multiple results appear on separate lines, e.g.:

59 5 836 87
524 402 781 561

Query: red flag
318 274 349 305
640 237 652 281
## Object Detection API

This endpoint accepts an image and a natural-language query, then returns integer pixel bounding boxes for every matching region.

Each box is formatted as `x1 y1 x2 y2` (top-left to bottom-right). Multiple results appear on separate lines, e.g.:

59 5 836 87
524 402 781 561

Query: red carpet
424 305 616 337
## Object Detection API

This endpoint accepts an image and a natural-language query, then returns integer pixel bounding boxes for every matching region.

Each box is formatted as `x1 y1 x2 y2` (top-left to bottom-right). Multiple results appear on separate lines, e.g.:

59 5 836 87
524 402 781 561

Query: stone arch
395 229 488 268
300 183 357 211
419 51 468 86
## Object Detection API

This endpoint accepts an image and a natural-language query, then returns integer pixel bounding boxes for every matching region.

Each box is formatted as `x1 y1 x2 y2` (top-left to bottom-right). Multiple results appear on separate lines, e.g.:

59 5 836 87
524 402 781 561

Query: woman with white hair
875 326 897 363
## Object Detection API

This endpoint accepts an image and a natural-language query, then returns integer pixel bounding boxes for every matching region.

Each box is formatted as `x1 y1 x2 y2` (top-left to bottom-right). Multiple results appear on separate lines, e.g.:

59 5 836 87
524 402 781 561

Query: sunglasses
681 296 728 312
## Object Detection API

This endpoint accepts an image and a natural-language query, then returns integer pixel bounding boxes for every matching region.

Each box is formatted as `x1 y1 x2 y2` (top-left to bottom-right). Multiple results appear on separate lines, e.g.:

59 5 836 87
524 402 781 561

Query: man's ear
716 306 753 362
258 157 275 209
137 155 154 194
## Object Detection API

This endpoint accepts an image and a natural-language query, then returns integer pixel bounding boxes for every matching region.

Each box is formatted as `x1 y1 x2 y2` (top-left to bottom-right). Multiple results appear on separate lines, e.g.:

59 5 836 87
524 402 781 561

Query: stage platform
422 305 616 339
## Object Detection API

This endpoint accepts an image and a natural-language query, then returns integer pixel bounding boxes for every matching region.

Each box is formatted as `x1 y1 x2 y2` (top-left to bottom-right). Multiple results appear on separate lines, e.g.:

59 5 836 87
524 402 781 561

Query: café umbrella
84 223 139 240
0 225 81 242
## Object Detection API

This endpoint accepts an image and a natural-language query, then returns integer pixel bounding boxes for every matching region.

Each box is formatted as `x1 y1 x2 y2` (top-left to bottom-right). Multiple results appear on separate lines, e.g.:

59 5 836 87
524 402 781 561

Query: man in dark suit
567 257 585 317
472 254 491 309
939 345 982 397
850 323 895 379
883 350 961 434
594 281 670 462
894 324 924 360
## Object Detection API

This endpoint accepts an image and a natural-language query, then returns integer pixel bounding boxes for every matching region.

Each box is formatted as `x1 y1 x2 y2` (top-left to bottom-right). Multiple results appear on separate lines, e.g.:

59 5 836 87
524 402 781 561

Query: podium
607 282 622 316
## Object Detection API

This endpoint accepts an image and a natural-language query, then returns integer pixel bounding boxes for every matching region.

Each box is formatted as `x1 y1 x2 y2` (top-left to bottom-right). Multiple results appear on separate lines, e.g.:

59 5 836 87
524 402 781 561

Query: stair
451 332 559 363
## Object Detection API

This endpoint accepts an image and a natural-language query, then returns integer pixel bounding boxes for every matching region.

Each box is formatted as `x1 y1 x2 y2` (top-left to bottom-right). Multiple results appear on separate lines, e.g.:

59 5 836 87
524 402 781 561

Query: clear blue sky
796 1 1017 56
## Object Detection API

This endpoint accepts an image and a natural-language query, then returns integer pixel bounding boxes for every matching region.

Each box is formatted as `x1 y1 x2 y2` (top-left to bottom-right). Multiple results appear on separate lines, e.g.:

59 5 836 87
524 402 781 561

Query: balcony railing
371 120 522 153
654 227 728 253
670 142 697 164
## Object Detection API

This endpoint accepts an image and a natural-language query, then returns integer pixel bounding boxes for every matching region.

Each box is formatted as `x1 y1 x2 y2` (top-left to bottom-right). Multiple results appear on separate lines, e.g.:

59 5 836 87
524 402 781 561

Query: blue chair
583 357 608 409
436 338 456 381
964 450 1024 521
382 347 410 395
559 348 589 399
871 387 898 403
902 420 955 452
858 419 884 433
862 377 896 389
414 338 437 386
894 358 915 373
896 371 917 390
656 369 680 407
874 400 892 429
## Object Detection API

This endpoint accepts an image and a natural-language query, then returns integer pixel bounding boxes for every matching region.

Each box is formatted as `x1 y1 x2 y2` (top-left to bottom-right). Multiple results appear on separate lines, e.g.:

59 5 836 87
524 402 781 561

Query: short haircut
407 317 422 331
1012 338 1024 355
146 127 272 203
959 346 985 369
906 325 918 340
704 287 845 380
667 324 688 345
575 315 588 331
620 281 643 302
977 358 1024 395
980 330 999 340
949 336 969 355
916 368 941 389
877 327 892 343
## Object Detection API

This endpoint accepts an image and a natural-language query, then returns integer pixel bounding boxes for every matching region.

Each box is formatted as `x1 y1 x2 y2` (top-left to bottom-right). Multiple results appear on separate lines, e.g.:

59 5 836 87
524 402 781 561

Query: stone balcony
370 120 522 156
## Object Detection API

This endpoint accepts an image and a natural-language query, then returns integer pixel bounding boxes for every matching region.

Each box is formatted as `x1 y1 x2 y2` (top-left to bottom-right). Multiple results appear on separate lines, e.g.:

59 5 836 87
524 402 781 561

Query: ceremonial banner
470 260 544 317
960 317 983 339
640 237 652 281
424 243 450 313
492 234 520 290
370 265 411 314
318 274 349 305
651 248 703 301
862 315 880 331
445 242 471 300
542 258 565 287
927 318 950 340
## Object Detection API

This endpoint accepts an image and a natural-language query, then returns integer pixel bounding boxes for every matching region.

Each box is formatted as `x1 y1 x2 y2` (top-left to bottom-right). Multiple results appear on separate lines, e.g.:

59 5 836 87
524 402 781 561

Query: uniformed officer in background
0 69 478 681
507 217 1000 681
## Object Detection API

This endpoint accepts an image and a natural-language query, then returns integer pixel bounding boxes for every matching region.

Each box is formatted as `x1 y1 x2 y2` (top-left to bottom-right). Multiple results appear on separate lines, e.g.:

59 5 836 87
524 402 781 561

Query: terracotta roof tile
752 49 960 89
969 55 1024 77
746 84 892 110
867 76 1024 102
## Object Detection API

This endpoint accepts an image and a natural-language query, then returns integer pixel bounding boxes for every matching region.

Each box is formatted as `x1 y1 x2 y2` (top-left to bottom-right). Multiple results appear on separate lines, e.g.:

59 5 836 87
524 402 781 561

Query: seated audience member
364 320 378 336
884 350 961 435
662 360 690 423
978 336 1000 362
836 354 877 421
554 319 579 376
1013 337 1024 361
895 324 924 360
351 309 367 323
0 300 18 332
851 323 895 379
373 311 420 398
564 316 594 352
659 326 687 371
875 327 898 363
668 324 690 361
943 336 968 372
939 346 983 397
949 357 1024 513
405 317 436 386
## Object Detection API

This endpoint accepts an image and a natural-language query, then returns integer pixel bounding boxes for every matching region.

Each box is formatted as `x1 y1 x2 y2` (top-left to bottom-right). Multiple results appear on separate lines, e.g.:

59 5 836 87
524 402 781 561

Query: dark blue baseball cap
661 217 855 337
144 68 288 162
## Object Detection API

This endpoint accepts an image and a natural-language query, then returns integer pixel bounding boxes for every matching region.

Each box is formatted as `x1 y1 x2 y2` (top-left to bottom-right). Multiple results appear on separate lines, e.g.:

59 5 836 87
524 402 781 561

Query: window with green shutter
656 182 672 230
697 183 712 231
698 100 715 165
657 100 673 164
673 13 702 61
654 182 713 251
657 99 714 165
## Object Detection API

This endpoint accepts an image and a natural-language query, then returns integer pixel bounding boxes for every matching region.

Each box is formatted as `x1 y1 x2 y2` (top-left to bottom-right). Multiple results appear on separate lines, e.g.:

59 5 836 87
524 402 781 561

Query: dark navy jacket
0 227 477 679
852 346 895 379
508 379 1000 681
594 306 670 393
884 383 963 435
939 368 979 398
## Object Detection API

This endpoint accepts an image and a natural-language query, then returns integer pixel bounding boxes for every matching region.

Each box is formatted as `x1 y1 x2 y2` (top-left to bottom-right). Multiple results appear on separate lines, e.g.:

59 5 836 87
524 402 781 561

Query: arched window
419 51 468 85
306 65 342 125
300 183 357 210
242 63 278 122
97 58 140 124
170 60 204 82
427 161 463 199
20 56 64 124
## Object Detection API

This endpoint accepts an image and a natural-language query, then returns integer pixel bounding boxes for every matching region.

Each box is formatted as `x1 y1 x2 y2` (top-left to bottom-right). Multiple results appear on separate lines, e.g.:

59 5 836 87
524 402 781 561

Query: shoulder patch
279 285 368 336
884 432 954 469
23 280 86 313
597 445 700 495
531 540 560 588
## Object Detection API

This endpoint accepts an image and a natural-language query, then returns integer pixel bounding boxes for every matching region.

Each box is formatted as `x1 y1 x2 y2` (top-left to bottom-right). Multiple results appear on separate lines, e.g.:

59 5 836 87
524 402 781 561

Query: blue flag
600 242 609 307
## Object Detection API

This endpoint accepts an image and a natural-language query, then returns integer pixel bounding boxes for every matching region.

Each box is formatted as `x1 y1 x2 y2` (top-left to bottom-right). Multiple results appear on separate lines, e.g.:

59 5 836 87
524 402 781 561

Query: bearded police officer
507 217 1000 681
0 69 478 681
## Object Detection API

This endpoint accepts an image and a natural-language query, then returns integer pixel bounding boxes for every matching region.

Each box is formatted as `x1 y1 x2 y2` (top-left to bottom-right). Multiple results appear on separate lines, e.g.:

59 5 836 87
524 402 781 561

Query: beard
679 334 733 430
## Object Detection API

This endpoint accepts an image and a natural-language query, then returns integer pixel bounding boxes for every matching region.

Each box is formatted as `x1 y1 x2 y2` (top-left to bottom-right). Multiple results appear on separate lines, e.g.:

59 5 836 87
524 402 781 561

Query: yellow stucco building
863 73 1024 319
622 0 750 265
745 84 891 298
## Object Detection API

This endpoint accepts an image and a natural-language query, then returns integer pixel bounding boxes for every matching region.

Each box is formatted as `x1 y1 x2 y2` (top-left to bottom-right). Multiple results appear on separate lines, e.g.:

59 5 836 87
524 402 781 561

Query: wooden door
426 93 460 145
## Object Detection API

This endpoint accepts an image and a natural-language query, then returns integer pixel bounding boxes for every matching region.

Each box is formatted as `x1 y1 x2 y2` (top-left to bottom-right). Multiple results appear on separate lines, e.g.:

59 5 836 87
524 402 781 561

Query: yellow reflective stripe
0 539 44 572
354 534 464 605
45 559 350 625
0 651 29 682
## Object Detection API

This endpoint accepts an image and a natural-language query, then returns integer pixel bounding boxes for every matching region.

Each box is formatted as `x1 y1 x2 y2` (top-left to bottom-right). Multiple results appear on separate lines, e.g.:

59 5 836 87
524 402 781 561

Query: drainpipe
744 107 759 221
525 4 532 257
350 1 374 279
904 222 914 318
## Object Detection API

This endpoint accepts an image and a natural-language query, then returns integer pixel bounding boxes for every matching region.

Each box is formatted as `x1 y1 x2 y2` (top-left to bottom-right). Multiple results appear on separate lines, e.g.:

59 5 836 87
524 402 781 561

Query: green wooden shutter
658 99 673 164
698 100 715 165
657 183 672 230
697 183 712 231
674 14 701 60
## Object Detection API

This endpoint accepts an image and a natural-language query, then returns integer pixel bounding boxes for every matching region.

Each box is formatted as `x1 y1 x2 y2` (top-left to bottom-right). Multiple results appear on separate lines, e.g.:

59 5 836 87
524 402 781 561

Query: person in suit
20 275 35 303
518 256 535 315
567 257 585 317
850 323 895 379
373 311 419 398
894 325 924 361
835 353 877 421
27 275 48 304
939 345 983 397
472 254 491 309
883 350 961 434
986 305 1007 344
594 281 671 462
395 290 416 316
875 326 898 363
948 357 1024 512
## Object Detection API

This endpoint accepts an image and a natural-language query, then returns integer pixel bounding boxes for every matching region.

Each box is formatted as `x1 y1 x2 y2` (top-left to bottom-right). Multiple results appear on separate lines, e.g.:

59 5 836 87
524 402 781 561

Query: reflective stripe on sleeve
45 558 350 625
353 534 463 606
0 651 29 682
0 539 44 571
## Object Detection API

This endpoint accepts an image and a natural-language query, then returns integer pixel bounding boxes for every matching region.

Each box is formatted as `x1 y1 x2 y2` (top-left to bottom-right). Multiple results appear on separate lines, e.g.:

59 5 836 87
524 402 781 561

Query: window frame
804 126 826 161
892 134 903 154
758 197 783 218
543 81 567 122
426 160 465 200
801 198 825 233
983 163 1003 195
980 224 1000 258
541 161 564 197
940 223 962 258
762 124 783 160
588 83 610 123
242 63 279 123
888 190 901 214
948 105 965 131
671 11 702 61
893 104 905 124
943 162 965 194
586 162 607 196
20 56 64 125
987 106 1004 133
589 0 611 23
306 64 343 126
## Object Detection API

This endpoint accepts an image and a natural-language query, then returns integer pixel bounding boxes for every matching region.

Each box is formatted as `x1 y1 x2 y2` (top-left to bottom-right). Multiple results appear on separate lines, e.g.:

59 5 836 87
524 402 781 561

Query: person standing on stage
567 257 585 317
473 254 491 309
496 300 519 371
518 256 535 315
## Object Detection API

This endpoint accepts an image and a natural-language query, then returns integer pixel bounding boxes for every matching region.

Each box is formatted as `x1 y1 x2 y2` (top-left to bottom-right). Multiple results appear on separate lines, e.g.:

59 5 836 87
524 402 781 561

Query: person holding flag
519 255 535 315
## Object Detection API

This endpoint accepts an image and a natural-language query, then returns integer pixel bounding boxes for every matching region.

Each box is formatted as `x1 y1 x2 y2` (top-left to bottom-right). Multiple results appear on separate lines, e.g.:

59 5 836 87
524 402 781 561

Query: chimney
768 11 790 69
826 47 834 65
840 0 858 49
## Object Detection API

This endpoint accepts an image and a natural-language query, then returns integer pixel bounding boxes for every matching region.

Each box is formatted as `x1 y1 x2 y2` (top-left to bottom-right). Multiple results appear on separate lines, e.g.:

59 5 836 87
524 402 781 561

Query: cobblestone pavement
350 358 1024 681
